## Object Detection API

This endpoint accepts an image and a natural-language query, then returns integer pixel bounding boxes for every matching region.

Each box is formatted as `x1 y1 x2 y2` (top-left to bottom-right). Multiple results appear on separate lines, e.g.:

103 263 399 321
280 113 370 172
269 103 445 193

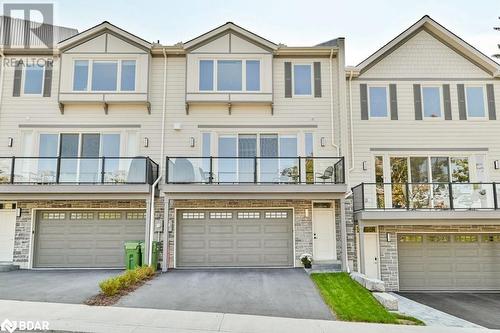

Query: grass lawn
311 272 424 325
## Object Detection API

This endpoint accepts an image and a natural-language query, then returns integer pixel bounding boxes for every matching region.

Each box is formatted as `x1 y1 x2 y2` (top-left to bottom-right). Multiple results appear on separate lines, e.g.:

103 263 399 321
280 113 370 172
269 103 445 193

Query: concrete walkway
0 300 497 333
392 293 484 329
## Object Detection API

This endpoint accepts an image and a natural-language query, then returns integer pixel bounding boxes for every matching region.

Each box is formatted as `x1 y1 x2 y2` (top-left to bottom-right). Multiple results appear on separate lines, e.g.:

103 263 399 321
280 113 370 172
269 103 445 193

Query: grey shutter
284 62 292 98
457 84 467 120
389 84 398 120
43 61 53 97
360 84 368 120
313 62 321 97
413 84 422 120
487 84 496 120
443 84 452 120
12 60 23 97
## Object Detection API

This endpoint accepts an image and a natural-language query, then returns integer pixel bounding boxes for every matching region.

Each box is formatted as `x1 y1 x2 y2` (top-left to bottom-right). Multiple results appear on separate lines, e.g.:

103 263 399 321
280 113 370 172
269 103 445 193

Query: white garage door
398 233 500 291
34 210 146 268
176 209 294 267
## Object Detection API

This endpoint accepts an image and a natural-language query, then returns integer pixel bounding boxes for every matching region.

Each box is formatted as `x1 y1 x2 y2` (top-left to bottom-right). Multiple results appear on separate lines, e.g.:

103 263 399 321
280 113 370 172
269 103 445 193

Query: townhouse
0 15 498 292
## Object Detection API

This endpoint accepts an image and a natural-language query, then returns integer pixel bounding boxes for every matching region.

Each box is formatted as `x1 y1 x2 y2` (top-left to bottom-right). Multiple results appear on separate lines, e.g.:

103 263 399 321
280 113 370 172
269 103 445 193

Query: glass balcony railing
352 182 498 211
166 156 345 184
0 156 158 185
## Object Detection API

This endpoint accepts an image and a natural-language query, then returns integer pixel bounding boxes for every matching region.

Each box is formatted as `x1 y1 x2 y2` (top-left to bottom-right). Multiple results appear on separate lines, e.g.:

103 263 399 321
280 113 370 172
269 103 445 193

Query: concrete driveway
116 268 334 320
399 293 500 329
0 269 120 303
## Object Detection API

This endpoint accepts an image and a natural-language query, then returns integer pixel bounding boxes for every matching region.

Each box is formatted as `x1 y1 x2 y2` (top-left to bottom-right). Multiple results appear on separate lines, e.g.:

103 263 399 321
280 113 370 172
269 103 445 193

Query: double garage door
176 209 293 267
34 210 146 268
398 233 500 291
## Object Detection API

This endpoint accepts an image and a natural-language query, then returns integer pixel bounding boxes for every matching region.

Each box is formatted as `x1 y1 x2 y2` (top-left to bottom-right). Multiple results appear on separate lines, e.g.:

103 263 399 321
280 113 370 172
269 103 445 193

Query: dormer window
198 59 261 92
72 60 136 92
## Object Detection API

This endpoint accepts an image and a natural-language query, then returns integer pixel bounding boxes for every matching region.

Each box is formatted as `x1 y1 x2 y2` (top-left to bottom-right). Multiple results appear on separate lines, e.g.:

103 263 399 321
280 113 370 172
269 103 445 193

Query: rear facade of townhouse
0 15 498 293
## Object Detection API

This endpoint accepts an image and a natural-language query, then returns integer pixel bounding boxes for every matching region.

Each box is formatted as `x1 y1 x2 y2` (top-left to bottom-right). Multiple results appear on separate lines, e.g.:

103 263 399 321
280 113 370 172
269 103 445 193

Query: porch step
305 262 342 274
0 263 20 272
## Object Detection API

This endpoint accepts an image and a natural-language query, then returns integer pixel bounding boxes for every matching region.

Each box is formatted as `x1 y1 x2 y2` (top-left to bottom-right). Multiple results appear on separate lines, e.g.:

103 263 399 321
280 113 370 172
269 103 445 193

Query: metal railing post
253 156 257 184
209 157 213 184
405 182 410 210
448 182 454 210
493 182 498 210
165 157 169 183
298 157 302 184
361 182 365 210
101 157 105 184
10 157 15 184
55 157 61 184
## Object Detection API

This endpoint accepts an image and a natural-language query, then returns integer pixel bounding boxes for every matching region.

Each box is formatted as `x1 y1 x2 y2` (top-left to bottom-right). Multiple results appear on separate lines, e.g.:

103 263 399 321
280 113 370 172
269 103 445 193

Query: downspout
329 48 339 155
148 174 162 266
348 70 354 172
0 51 5 123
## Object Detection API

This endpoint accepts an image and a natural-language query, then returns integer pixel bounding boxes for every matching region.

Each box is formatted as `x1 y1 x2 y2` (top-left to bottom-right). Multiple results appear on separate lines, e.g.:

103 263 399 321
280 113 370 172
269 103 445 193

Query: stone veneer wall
344 198 357 271
378 224 500 291
164 199 334 268
14 200 146 267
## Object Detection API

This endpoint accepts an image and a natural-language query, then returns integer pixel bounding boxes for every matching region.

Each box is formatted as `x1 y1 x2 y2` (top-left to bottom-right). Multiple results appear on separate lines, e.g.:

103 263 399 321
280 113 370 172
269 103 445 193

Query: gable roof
355 15 500 77
183 22 277 51
58 21 151 51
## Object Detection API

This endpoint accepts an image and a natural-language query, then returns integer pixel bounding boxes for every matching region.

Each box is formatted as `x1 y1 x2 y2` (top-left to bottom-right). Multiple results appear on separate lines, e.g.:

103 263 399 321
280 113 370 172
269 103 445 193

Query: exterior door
0 210 17 262
363 233 379 279
312 208 336 261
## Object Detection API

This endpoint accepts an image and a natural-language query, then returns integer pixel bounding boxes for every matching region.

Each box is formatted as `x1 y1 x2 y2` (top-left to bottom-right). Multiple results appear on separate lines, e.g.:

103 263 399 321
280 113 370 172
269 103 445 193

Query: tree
494 17 500 59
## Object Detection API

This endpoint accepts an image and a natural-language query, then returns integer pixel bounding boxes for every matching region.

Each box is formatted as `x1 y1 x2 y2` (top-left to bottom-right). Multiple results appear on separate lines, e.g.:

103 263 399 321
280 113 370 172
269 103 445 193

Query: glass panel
36 134 58 183
126 132 138 157
80 134 100 183
466 87 485 117
422 87 441 118
475 155 487 182
238 134 256 182
202 133 211 181
246 60 260 91
217 60 242 91
410 157 428 183
431 157 451 209
102 134 121 183
92 61 117 91
451 157 469 182
375 156 384 208
293 64 312 95
390 157 408 208
73 60 88 91
279 135 298 183
369 87 388 117
305 133 314 183
217 136 237 182
59 134 79 183
199 60 214 91
452 183 494 209
24 63 44 94
121 60 136 91
0 158 10 183
260 134 278 182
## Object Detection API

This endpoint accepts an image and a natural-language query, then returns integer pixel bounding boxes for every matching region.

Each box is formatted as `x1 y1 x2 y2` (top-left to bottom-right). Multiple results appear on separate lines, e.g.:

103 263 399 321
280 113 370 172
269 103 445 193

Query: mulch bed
84 274 156 306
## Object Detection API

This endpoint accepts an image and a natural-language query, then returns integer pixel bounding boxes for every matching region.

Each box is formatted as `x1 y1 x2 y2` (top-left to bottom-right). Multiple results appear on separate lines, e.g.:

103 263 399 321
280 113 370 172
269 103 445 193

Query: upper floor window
293 64 312 95
73 60 136 92
466 86 486 118
422 86 442 118
368 86 388 118
198 59 260 92
24 63 44 95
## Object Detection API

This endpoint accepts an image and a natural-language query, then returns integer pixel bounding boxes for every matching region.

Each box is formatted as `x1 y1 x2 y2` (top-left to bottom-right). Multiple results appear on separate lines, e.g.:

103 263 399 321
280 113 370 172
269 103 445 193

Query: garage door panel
398 233 500 291
177 209 293 267
34 210 145 268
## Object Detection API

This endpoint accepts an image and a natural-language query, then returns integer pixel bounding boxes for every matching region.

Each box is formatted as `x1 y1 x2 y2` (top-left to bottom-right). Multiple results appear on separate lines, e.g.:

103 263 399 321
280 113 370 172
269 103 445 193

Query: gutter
329 48 339 155
147 175 162 266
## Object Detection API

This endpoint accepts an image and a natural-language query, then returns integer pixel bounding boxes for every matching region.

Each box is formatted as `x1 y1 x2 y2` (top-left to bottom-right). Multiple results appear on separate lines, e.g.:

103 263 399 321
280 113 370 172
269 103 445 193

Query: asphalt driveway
399 292 500 329
116 268 334 320
0 269 120 303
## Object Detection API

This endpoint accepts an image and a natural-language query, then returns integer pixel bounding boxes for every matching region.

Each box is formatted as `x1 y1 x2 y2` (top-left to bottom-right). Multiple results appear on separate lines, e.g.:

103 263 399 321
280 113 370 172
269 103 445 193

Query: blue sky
5 0 500 65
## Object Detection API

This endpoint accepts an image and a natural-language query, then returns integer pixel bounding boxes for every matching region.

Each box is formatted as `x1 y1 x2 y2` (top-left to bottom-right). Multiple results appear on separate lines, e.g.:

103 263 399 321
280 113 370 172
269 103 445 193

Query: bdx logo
2 3 54 49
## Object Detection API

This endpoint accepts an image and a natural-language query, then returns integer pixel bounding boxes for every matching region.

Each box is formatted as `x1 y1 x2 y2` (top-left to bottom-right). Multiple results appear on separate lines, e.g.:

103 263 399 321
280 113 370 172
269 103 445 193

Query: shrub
124 270 139 285
99 278 121 296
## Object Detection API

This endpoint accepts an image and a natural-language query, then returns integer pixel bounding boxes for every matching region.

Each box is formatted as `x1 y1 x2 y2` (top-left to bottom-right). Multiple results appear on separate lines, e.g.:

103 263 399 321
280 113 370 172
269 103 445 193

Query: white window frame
22 63 45 96
421 85 444 120
465 85 488 120
367 85 390 119
292 62 313 97
72 59 137 93
198 59 261 93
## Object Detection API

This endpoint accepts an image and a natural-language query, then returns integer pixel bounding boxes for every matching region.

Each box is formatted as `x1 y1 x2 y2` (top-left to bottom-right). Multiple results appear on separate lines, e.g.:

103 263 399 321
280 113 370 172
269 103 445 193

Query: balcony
0 157 159 197
163 156 346 198
352 182 500 220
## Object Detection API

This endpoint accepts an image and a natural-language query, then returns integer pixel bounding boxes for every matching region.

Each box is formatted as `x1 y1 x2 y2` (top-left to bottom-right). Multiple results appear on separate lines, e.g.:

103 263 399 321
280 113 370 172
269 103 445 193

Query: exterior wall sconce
320 137 326 147
386 233 391 242
7 137 13 147
143 137 149 148
305 209 309 217
495 160 500 170
189 137 195 148
362 161 368 171
16 207 22 217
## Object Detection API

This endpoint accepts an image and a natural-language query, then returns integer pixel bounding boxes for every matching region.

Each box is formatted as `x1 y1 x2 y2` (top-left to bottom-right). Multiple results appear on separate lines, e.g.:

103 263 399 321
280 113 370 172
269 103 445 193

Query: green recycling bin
124 241 142 270
140 241 159 271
